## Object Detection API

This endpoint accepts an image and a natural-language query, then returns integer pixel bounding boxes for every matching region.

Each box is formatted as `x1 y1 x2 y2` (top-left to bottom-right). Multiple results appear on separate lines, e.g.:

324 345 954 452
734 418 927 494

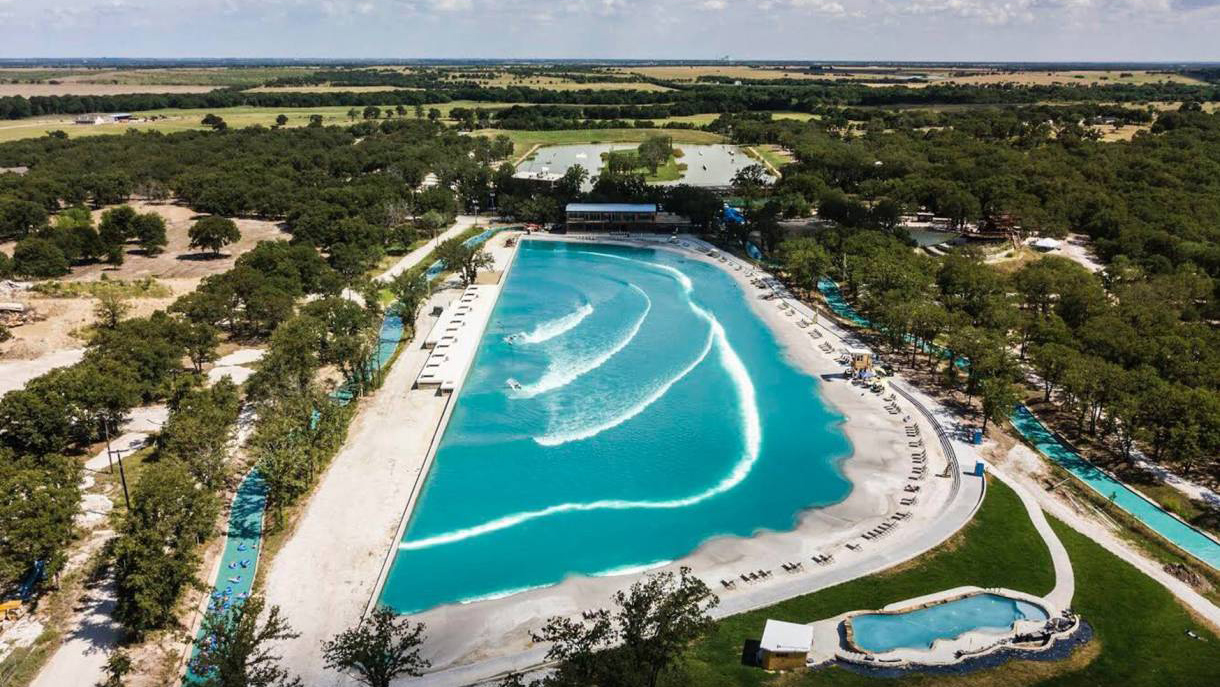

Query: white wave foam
584 251 692 293
514 284 650 399
534 326 714 447
399 306 761 552
518 302 594 345
591 559 673 577
457 582 551 605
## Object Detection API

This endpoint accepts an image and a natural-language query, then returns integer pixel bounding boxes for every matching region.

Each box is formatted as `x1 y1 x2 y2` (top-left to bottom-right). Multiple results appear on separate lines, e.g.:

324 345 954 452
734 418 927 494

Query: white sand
262 233 987 686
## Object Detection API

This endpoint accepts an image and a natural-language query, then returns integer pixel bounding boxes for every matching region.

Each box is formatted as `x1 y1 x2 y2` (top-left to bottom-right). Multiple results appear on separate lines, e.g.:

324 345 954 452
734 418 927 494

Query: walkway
988 467 1074 609
376 215 480 283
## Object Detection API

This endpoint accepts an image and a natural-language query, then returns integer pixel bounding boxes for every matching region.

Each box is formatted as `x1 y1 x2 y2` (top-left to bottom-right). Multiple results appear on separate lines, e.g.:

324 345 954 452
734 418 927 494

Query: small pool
849 593 1048 654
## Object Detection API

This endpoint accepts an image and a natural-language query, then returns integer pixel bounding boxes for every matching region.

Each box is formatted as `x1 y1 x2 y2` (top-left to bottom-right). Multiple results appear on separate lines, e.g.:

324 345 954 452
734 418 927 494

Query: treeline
5 78 1220 121
782 232 1220 482
730 107 1220 279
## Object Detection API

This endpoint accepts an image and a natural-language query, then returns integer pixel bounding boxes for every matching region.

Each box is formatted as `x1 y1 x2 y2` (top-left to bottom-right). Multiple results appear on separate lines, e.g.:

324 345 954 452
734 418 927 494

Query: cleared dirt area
0 278 192 368
0 202 286 363
64 201 290 282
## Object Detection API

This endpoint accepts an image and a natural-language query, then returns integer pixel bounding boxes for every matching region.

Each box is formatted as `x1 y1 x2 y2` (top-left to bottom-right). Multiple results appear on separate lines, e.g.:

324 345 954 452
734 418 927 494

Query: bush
12 237 69 277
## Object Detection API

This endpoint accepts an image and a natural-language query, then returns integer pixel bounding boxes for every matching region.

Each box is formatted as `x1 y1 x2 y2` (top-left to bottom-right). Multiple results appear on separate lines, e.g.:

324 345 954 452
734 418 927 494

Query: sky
1 0 1218 62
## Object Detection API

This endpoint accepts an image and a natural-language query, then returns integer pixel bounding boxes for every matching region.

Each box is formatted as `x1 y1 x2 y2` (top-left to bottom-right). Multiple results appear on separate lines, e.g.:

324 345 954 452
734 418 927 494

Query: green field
681 478 1220 686
0 101 524 143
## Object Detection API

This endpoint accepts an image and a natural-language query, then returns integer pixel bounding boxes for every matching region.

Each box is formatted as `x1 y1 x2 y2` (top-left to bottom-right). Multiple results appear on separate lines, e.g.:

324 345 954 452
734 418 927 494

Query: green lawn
678 478 1220 687
681 479 1056 686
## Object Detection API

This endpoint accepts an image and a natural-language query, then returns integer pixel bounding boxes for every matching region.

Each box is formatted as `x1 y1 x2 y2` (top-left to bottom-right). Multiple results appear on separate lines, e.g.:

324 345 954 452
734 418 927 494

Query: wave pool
379 240 852 612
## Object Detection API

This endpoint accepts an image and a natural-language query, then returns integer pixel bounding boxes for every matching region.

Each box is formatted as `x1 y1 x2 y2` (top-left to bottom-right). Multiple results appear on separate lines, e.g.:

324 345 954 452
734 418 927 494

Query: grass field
445 73 674 92
679 478 1220 686
0 101 524 144
476 127 726 155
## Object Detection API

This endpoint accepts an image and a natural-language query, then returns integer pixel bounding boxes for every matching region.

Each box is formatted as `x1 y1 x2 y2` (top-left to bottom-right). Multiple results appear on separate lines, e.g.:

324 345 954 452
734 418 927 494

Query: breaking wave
517 302 594 345
398 302 760 552
513 284 650 399
534 325 714 447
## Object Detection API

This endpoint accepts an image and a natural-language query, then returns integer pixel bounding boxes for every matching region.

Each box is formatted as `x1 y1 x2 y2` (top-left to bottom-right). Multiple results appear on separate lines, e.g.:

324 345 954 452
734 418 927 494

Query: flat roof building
757 619 812 671
565 203 658 233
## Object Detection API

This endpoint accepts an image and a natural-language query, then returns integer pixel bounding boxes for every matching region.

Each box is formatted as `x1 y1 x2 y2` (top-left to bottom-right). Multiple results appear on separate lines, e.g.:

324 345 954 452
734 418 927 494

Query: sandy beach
262 233 985 686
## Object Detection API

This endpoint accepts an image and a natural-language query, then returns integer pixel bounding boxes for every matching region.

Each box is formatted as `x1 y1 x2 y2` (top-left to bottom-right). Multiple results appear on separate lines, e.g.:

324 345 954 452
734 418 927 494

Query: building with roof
564 203 658 233
757 619 813 670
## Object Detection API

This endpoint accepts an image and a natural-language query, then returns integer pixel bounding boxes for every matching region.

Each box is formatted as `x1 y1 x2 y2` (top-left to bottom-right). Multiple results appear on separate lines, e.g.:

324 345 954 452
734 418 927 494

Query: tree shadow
176 252 227 262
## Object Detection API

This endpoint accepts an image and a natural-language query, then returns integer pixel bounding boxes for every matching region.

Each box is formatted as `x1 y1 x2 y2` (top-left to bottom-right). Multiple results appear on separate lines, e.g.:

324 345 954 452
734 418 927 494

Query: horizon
2 1 1220 62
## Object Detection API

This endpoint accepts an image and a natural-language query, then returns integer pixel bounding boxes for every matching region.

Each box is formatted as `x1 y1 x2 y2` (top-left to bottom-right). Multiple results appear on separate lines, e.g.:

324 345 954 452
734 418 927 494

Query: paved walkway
989 467 1074 609
376 215 479 283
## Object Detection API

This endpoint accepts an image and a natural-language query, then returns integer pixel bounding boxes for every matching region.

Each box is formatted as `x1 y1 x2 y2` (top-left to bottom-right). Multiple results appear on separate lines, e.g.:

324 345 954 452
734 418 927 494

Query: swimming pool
848 593 1049 654
378 240 853 611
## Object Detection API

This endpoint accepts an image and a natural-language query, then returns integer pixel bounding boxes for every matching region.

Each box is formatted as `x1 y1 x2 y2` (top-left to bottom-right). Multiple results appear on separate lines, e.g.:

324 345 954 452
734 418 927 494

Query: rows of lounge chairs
863 521 897 540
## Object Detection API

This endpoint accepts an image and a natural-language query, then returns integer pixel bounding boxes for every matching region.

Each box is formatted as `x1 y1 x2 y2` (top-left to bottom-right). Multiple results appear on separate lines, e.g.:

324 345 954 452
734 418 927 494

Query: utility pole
104 418 132 511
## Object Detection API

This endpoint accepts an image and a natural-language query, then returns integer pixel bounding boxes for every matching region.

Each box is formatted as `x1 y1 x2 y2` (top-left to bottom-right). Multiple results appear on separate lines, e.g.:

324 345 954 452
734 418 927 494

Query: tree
191 595 302 687
636 135 673 175
93 286 131 329
132 212 167 256
347 108 359 121
275 114 289 127
979 377 1020 434
0 452 80 591
11 238 69 277
415 210 448 243
308 114 324 127
387 270 431 327
189 216 241 256
427 108 441 122
362 106 381 120
532 568 718 687
112 460 218 635
780 237 830 294
435 237 493 286
322 607 429 687
0 198 48 239
102 650 133 687
201 113 227 130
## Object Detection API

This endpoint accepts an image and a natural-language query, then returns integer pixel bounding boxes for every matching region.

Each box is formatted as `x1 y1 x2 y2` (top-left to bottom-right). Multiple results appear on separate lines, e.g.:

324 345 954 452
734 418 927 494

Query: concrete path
376 215 480 283
29 537 122 687
989 467 1074 609
0 348 84 396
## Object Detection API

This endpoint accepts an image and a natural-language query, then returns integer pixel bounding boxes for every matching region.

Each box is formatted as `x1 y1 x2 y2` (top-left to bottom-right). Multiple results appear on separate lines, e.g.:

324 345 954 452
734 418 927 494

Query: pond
515 143 772 190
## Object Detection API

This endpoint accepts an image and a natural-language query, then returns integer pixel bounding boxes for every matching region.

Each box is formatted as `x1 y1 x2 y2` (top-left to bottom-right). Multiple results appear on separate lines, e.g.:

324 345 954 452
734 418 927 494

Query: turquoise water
1010 406 1220 570
851 593 1048 653
379 241 853 612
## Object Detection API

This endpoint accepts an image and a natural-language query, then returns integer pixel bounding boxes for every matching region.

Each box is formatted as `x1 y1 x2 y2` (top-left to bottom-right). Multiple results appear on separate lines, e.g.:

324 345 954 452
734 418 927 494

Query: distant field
932 69 1206 87
655 111 816 127
0 83 219 97
441 72 673 92
0 66 323 96
475 128 725 156
0 101 524 144
612 65 827 82
245 85 421 93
